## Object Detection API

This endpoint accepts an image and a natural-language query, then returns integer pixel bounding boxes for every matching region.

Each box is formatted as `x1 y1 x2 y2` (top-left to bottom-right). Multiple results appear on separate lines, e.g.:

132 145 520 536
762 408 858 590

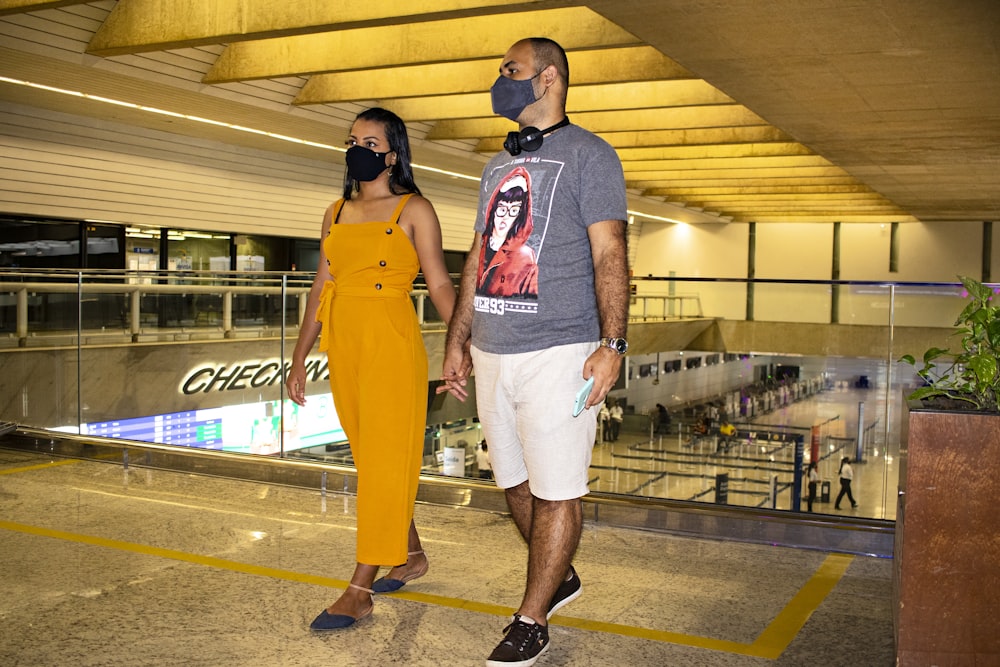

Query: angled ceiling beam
476 126 792 152
296 46 695 103
729 215 919 224
86 0 567 56
0 0 87 15
644 177 869 192
379 80 733 122
621 156 835 172
429 105 768 140
707 204 907 214
647 185 876 196
203 8 640 83
663 192 887 203
669 198 897 211
614 142 814 162
629 166 853 184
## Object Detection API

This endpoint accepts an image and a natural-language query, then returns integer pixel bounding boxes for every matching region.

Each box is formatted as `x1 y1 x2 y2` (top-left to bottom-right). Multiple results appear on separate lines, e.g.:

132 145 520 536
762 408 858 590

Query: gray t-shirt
471 123 627 354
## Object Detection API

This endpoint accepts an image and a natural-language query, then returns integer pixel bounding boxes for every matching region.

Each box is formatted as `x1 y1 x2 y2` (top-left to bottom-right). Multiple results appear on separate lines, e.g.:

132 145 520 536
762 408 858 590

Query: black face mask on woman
345 145 390 182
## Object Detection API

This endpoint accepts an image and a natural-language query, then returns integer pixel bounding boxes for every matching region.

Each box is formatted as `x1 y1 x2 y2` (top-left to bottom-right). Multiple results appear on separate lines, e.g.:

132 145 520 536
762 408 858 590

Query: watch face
601 337 627 354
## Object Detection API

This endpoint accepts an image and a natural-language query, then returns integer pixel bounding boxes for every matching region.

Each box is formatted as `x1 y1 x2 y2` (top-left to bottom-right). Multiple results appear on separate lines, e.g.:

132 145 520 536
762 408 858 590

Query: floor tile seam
0 517 784 658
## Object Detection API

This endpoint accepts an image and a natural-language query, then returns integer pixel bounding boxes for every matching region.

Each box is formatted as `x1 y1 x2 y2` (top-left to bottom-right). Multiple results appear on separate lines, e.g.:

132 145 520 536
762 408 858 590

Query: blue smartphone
573 376 595 417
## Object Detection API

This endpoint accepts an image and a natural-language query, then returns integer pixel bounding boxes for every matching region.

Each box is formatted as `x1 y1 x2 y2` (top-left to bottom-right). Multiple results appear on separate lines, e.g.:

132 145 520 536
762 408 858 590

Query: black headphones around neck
503 116 570 156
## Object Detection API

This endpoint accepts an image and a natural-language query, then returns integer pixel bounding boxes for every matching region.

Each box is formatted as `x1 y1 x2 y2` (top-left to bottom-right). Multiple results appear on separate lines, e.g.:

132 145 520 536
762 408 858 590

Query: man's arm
439 233 481 400
581 219 629 408
590 219 629 341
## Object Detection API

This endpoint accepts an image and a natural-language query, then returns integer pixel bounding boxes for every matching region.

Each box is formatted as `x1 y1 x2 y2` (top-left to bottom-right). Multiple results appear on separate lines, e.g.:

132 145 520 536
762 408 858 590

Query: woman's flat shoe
309 584 374 631
372 550 428 593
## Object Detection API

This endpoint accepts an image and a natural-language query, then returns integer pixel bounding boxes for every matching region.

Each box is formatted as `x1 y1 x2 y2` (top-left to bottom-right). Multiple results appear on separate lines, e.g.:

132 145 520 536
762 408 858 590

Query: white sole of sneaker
546 584 582 619
485 643 549 667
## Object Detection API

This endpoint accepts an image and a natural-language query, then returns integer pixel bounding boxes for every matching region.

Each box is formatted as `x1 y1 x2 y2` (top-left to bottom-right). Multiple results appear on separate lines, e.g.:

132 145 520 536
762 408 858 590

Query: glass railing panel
0 277 24 339
0 272 83 429
753 281 832 323
837 281 965 329
632 277 746 320
837 282 892 325
890 282 966 328
3 270 969 523
68 271 291 456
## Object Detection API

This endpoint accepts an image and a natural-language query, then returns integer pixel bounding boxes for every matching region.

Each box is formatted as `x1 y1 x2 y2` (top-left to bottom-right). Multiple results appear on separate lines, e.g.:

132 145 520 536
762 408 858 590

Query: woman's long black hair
342 107 421 200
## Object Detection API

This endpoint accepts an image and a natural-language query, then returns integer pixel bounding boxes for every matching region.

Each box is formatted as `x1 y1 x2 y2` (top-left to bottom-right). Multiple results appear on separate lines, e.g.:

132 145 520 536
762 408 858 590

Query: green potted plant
893 275 1000 666
900 275 1000 411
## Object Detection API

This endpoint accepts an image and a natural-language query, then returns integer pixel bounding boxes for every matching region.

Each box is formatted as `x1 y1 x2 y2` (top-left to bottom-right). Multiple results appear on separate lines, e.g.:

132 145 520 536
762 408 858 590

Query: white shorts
471 342 598 501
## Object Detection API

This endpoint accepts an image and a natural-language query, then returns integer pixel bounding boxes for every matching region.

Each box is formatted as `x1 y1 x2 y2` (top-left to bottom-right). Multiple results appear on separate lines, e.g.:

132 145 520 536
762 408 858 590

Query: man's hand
439 342 473 401
581 346 623 409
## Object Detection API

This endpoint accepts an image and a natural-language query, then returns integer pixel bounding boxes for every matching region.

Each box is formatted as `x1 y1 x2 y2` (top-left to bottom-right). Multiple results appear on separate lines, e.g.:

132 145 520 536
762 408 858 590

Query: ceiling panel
2 0 998 223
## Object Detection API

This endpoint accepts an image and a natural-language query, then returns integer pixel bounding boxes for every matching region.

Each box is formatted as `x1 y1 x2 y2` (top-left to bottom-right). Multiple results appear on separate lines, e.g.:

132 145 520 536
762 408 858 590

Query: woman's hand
286 363 308 406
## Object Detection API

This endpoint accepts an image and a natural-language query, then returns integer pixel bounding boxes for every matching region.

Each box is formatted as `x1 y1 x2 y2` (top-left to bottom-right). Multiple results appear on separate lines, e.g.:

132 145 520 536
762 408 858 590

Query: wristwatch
600 336 628 355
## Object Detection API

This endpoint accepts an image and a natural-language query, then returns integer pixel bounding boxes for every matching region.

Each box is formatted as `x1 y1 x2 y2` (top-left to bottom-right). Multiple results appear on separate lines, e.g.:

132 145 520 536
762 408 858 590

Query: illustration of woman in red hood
478 167 539 299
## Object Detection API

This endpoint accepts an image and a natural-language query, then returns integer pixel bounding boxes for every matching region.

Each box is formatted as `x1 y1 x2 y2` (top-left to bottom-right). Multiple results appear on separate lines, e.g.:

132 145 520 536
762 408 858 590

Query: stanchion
855 402 865 462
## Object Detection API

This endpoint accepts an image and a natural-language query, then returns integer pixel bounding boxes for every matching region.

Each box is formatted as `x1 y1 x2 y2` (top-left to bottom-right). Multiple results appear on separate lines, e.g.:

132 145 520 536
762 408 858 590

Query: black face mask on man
490 73 541 122
345 145 390 182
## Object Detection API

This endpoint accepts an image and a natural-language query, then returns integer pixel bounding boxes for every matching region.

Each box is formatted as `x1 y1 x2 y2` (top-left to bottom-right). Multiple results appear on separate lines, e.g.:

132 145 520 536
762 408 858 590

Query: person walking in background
654 403 671 435
834 456 858 509
286 107 457 630
806 461 819 512
717 418 736 453
598 401 611 443
440 36 629 667
609 400 624 442
477 441 493 480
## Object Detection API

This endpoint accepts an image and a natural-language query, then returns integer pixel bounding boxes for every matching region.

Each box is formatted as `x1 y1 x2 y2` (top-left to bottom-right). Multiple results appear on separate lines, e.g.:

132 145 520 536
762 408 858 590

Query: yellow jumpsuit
315 194 426 566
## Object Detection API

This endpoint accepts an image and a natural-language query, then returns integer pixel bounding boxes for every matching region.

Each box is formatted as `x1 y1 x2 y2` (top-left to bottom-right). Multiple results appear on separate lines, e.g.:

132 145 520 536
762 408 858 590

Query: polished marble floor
0 447 895 666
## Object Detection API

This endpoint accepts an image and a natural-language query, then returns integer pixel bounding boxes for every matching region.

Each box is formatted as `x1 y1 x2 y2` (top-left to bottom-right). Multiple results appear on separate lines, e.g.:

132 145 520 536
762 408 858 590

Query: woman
286 108 457 630
834 456 858 510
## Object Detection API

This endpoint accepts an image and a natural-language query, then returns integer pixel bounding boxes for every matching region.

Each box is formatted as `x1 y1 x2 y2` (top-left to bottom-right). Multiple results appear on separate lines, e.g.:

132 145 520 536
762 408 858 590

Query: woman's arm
286 203 336 406
405 195 457 325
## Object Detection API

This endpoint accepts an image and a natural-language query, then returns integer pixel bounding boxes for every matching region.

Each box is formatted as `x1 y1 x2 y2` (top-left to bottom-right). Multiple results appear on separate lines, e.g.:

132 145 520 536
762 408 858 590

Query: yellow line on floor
0 518 351 589
750 552 854 658
0 518 850 659
0 459 79 475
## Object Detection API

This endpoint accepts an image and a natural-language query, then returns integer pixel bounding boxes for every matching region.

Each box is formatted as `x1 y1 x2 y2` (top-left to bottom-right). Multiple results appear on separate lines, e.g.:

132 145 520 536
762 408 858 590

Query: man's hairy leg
516 496 582 625
505 481 534 541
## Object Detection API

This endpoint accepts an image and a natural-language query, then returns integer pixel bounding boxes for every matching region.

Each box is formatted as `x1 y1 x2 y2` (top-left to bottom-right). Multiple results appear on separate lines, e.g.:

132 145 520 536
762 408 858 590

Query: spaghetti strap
332 199 346 224
389 193 414 225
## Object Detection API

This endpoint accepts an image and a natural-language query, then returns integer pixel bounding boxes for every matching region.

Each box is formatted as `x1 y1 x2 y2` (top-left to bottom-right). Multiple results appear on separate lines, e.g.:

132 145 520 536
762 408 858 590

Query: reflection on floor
0 449 895 666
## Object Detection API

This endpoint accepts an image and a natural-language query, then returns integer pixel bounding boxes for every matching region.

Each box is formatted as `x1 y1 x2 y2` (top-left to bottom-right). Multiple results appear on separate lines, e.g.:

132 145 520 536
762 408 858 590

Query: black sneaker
486 615 550 667
547 566 582 619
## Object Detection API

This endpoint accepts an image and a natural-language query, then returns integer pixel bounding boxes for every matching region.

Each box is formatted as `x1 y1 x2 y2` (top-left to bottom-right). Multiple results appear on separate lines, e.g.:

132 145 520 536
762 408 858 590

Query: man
441 37 629 667
718 418 736 453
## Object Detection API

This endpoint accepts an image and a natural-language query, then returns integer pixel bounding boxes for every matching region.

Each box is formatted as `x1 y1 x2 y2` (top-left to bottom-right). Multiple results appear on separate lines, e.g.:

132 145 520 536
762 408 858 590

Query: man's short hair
528 37 569 86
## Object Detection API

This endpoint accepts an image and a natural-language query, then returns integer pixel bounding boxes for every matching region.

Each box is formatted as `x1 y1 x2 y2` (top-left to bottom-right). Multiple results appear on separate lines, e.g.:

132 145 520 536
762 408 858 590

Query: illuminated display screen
78 393 346 455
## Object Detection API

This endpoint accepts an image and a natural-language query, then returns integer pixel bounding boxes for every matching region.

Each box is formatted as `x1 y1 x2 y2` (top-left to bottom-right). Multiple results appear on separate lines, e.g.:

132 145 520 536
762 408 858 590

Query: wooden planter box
894 400 1000 665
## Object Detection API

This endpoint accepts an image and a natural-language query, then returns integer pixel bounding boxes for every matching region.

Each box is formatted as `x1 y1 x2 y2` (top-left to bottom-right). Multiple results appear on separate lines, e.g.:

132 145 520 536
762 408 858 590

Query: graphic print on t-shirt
475 159 562 316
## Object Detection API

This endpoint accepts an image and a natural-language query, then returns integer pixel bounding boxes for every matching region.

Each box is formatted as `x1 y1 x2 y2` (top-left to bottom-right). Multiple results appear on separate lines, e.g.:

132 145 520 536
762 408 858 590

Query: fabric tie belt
315 280 411 352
